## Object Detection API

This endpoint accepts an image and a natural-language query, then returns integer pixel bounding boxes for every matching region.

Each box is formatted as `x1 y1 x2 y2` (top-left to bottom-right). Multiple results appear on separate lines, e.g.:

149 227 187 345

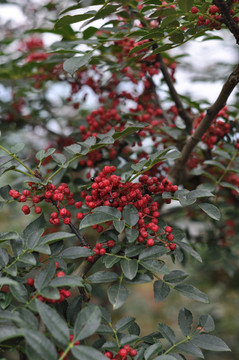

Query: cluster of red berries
193 107 231 149
104 345 137 359
87 240 116 263
27 267 71 304
191 4 239 30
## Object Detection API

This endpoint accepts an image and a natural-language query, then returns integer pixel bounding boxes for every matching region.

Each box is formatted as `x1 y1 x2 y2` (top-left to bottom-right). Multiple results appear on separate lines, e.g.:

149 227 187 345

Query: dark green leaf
39 232 75 245
50 275 84 288
108 283 129 309
154 280 170 302
191 334 231 351
0 232 19 242
87 271 119 283
35 261 56 290
102 254 120 268
199 314 215 333
121 259 138 280
178 308 193 336
125 228 139 243
23 329 57 360
55 13 95 29
122 204 139 226
0 325 24 342
80 210 120 230
115 316 135 332
40 286 60 300
10 283 28 303
36 300 69 347
176 342 204 358
74 305 101 341
60 246 93 259
157 323 175 345
113 219 125 233
177 242 202 263
144 343 163 360
23 214 46 249
198 203 221 221
72 345 108 360
139 246 169 260
164 270 188 283
140 260 169 274
63 52 93 75
174 284 209 303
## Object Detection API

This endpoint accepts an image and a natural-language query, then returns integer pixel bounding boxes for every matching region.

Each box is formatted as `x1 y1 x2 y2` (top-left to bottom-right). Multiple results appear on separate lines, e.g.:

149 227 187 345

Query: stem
163 335 191 355
152 273 175 290
47 154 81 181
109 324 121 349
0 145 35 177
58 343 73 360
215 149 238 185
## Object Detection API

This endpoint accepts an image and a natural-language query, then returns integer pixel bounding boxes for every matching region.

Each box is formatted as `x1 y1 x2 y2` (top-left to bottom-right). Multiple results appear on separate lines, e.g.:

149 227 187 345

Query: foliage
0 0 239 359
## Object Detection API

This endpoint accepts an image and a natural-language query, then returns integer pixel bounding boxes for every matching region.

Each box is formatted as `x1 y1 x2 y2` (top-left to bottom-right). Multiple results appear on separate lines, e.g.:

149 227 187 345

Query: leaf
178 0 194 12
144 343 163 360
35 261 56 291
60 246 93 259
0 232 19 242
177 242 202 263
93 206 121 218
113 219 125 233
87 271 119 283
36 300 69 348
80 211 120 230
52 153 66 164
40 287 60 300
10 283 28 303
140 260 169 274
19 253 36 265
121 259 138 280
123 204 139 226
154 280 170 302
164 270 189 283
115 316 135 332
125 228 139 243
74 305 101 341
0 325 24 342
119 334 139 345
139 246 169 260
176 342 204 358
174 284 209 303
102 255 120 268
0 277 18 286
55 13 95 29
50 275 84 288
72 345 109 360
198 314 215 333
23 329 58 360
191 334 231 352
198 203 221 221
108 283 129 310
154 356 176 360
157 323 175 345
64 52 94 75
23 214 46 249
64 144 82 154
178 308 193 336
0 248 9 267
39 232 75 245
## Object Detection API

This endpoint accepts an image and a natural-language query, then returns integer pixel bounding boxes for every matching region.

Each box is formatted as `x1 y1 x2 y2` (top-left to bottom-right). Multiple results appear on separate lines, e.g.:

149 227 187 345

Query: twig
213 0 239 44
170 63 239 183
156 53 193 133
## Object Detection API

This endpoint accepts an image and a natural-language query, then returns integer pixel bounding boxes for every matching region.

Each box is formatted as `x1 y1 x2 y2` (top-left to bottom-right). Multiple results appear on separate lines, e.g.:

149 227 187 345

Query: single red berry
22 205 30 215
118 349 127 357
60 208 67 216
147 238 155 246
129 349 137 356
56 271 65 277
27 278 34 286
169 243 177 251
99 248 106 255
55 261 59 269
63 217 71 225
34 206 42 214
32 195 40 203
191 6 199 13
165 226 172 233
104 351 113 359
76 212 84 220
167 233 174 241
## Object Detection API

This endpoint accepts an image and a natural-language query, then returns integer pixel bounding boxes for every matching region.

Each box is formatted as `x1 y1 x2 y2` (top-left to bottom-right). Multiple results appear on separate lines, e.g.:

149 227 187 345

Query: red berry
169 243 177 251
99 248 106 255
76 212 84 220
191 6 199 13
118 349 127 357
34 206 42 214
147 238 155 246
60 208 67 216
129 349 137 356
27 278 34 286
165 226 172 233
32 195 40 203
22 205 30 215
56 271 65 277
63 217 71 225
55 261 59 269
167 233 174 241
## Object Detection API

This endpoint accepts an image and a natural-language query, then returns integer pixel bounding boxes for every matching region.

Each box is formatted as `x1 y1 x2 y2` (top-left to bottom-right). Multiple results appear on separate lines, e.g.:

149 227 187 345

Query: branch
156 54 193 133
170 62 239 183
213 0 239 44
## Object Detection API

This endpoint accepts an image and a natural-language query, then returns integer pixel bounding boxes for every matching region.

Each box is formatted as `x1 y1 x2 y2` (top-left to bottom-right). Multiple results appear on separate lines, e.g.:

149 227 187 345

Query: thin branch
213 0 239 44
170 62 239 183
156 53 193 133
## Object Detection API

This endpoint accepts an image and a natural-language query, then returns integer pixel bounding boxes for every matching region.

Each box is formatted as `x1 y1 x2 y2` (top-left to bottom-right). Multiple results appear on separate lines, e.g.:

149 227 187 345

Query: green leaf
0 325 24 342
0 232 19 242
113 219 125 233
178 0 194 11
35 261 56 290
52 153 66 165
125 228 139 243
115 316 135 332
55 13 95 29
19 253 36 265
198 203 221 220
39 232 75 245
64 52 94 75
121 259 138 280
0 248 9 267
10 283 28 303
122 204 139 226
199 314 215 333
23 329 57 360
144 343 163 360
0 277 18 286
119 334 139 345
108 283 129 310
60 246 93 259
10 143 25 154
174 284 209 303
191 334 231 352
154 280 170 302
154 355 176 360
74 305 101 341
50 275 84 288
102 255 120 268
93 206 121 218
36 300 69 348
178 308 193 336
80 209 120 230
87 271 119 283
177 242 202 262
40 286 60 300
23 214 46 249
163 270 189 283
157 323 175 345
139 246 169 260
64 144 82 154
140 260 169 274
176 342 204 358
72 345 109 360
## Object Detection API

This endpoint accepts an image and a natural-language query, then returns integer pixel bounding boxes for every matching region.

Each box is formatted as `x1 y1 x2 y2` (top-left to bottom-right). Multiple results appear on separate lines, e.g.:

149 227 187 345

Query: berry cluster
104 345 137 359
